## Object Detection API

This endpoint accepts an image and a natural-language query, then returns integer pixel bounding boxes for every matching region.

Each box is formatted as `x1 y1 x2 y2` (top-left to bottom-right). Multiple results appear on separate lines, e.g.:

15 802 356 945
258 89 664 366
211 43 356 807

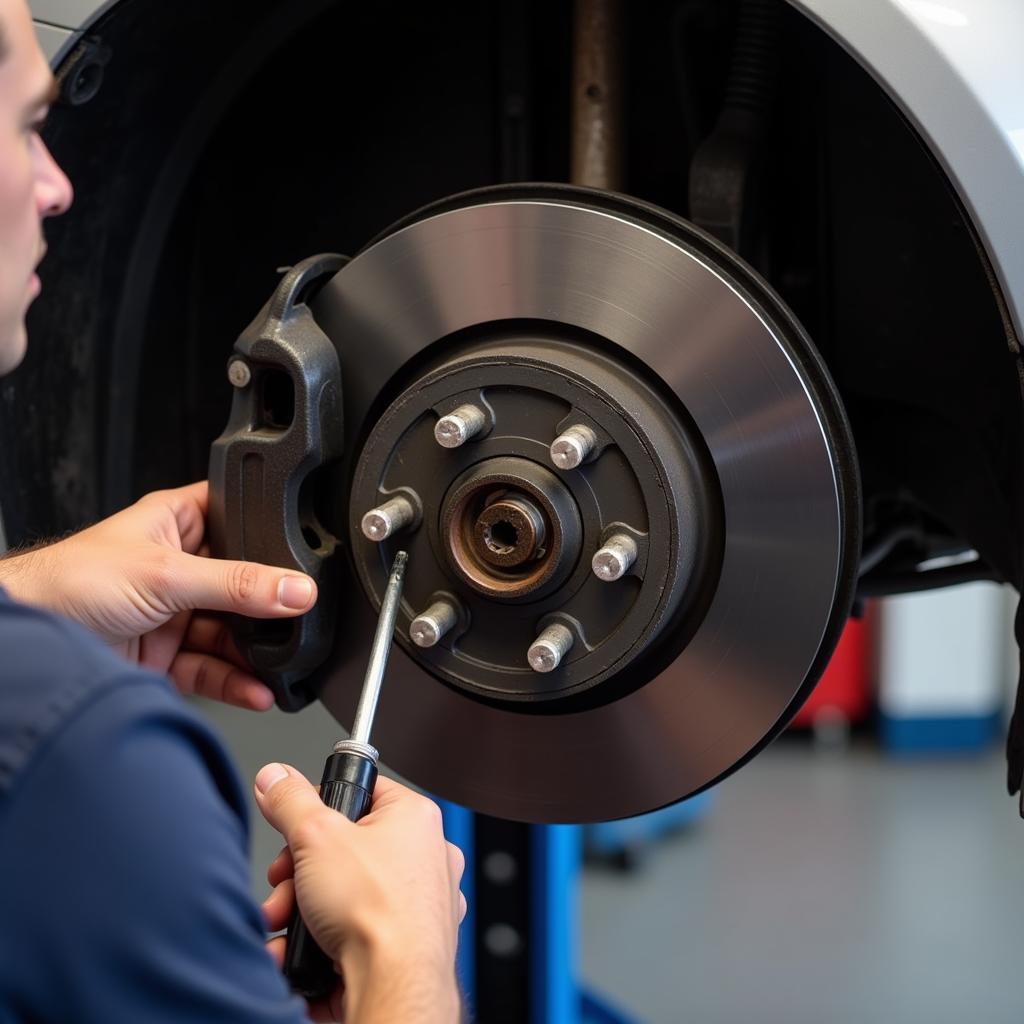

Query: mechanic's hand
0 481 316 710
257 767 465 1024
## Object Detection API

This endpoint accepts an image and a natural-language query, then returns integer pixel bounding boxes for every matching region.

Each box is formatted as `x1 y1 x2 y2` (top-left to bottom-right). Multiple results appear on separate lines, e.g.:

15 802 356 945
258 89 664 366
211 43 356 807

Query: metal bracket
209 253 346 711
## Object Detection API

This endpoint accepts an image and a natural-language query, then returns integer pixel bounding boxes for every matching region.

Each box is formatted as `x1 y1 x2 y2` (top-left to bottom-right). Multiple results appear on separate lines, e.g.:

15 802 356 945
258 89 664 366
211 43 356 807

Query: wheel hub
349 334 718 705
444 460 573 598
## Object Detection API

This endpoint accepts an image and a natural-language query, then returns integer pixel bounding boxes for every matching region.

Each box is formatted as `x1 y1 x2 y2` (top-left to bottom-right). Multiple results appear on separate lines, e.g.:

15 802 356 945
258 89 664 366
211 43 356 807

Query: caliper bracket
209 254 346 711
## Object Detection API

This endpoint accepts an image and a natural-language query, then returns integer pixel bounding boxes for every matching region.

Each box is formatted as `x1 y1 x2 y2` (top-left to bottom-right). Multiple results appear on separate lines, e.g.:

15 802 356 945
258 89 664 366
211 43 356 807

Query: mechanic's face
0 0 72 375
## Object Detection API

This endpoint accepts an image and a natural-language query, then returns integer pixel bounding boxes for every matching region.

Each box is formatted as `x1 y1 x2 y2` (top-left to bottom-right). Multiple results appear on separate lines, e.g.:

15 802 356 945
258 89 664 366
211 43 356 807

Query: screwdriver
283 550 408 1001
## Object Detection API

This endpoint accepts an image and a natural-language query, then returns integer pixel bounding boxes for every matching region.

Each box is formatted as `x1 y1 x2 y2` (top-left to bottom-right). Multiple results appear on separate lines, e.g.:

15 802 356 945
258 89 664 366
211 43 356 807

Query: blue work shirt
0 587 309 1022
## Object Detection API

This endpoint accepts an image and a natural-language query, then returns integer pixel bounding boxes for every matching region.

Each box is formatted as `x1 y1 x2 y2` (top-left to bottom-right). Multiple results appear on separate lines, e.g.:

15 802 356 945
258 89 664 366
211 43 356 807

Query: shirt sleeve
0 675 311 1024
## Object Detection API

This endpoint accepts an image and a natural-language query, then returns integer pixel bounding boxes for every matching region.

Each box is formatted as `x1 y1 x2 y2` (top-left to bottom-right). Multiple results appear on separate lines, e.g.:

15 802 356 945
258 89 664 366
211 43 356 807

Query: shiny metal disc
313 185 858 823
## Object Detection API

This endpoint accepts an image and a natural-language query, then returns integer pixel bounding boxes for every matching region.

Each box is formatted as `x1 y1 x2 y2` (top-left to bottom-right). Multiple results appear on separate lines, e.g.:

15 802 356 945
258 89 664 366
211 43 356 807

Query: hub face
442 457 580 600
349 336 720 704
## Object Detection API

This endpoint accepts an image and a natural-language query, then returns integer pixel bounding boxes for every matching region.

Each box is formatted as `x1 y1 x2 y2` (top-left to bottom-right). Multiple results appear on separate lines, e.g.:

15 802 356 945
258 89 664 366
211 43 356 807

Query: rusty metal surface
570 0 623 190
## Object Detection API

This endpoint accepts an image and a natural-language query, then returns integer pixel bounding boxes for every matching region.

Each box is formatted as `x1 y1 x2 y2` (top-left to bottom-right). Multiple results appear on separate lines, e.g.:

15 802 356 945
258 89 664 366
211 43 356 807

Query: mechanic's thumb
168 550 317 617
254 763 331 842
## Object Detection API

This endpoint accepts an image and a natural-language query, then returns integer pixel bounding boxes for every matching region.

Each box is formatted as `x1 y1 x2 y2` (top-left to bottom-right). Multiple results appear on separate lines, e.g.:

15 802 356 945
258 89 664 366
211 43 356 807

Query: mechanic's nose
35 137 73 218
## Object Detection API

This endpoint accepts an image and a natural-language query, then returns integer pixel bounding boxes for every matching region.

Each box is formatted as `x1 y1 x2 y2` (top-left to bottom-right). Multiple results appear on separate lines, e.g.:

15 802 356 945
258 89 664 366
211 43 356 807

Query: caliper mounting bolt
527 623 574 673
549 424 597 470
409 600 458 648
592 533 639 582
434 403 487 449
227 358 251 389
361 496 416 542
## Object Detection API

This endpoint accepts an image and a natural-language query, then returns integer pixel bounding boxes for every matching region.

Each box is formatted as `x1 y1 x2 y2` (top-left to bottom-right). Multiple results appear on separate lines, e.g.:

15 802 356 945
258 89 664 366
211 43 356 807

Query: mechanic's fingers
447 842 466 885
139 481 209 554
135 608 191 672
169 651 275 711
309 995 345 1024
184 613 251 671
267 845 294 887
265 934 287 969
266 937 343 1023
179 615 275 706
447 843 467 922
164 549 317 619
308 980 347 1024
364 773 426 813
261 878 296 933
255 763 346 843
170 479 209 512
142 478 208 511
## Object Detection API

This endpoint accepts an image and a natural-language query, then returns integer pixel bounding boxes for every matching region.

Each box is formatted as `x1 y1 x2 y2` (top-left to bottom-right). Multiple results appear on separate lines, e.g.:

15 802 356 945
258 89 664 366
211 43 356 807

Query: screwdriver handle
282 748 379 1001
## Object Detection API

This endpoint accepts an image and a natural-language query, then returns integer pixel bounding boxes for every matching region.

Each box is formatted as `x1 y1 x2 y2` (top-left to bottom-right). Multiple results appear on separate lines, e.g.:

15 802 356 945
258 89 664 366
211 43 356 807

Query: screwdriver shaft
350 550 407 745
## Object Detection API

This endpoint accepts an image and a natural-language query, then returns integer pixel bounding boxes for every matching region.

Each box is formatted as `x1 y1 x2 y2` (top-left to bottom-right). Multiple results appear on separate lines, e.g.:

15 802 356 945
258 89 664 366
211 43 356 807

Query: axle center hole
483 519 519 556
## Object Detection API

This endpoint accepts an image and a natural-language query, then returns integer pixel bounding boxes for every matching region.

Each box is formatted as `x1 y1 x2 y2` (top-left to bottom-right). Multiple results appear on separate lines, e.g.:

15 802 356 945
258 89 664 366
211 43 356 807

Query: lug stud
409 600 458 648
549 424 597 470
527 623 574 673
361 496 415 542
434 403 487 449
592 533 638 582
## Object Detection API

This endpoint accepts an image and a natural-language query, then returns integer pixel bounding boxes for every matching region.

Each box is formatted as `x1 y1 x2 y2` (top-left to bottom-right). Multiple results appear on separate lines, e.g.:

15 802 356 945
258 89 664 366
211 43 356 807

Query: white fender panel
29 0 109 29
793 0 1024 340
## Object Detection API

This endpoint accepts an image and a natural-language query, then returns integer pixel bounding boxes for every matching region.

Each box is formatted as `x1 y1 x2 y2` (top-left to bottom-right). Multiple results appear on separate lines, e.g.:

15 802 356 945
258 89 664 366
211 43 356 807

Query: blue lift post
440 802 635 1024
529 823 581 1024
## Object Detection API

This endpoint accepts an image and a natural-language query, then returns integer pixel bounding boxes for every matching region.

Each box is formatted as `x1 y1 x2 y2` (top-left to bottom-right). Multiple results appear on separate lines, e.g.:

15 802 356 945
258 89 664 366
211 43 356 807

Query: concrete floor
580 739 1024 1024
198 699 1024 1024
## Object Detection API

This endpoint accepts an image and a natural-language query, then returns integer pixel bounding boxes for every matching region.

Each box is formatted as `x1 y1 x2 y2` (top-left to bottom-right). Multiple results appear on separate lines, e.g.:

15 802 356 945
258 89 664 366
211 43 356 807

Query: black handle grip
282 751 378 1002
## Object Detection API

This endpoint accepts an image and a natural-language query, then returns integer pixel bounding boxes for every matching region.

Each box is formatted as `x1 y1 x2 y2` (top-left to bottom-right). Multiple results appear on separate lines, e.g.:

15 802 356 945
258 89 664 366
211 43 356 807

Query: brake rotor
311 184 859 823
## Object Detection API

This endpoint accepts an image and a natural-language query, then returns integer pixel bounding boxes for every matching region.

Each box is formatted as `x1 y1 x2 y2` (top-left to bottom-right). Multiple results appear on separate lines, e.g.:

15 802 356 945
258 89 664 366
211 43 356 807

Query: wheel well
3 0 1018 594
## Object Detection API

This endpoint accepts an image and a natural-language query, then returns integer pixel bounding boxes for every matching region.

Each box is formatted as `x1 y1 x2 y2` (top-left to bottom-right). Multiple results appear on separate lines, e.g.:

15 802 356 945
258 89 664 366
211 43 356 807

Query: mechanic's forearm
0 543 56 606
340 942 462 1024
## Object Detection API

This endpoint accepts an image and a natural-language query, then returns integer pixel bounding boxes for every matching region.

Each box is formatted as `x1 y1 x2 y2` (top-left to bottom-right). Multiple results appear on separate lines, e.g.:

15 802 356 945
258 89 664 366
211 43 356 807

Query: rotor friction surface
314 187 856 823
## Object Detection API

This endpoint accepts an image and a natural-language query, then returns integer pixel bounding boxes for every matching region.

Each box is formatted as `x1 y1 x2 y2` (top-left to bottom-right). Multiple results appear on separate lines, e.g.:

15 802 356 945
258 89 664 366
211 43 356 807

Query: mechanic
0 1 465 1021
